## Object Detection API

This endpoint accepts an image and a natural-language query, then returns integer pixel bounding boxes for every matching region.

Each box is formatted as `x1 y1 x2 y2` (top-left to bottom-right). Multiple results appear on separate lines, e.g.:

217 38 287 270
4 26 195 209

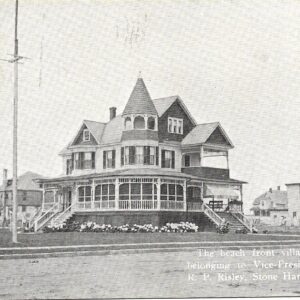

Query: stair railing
202 203 223 226
33 203 58 232
28 207 42 229
50 202 75 226
231 212 253 232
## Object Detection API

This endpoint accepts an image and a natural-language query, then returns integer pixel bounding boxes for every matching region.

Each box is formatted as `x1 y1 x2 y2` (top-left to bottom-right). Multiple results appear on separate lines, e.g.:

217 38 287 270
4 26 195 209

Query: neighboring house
286 183 300 226
251 186 288 226
35 77 247 231
0 171 43 226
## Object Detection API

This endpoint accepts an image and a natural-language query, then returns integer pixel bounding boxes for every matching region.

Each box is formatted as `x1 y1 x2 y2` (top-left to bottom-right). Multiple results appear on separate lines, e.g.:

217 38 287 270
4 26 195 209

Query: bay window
122 146 159 166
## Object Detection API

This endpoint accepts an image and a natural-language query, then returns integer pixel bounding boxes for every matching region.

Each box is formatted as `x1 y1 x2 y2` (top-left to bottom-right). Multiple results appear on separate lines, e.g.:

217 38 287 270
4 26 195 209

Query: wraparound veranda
40 173 243 228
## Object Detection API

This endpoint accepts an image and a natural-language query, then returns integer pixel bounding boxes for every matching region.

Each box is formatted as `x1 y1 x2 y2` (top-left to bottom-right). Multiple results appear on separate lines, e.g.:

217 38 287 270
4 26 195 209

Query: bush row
43 221 199 233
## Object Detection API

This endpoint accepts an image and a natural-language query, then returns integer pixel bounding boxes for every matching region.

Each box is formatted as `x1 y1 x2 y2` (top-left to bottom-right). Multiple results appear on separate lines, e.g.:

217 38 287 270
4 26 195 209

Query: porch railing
33 203 59 232
160 200 184 210
51 203 76 226
119 200 157 210
187 202 203 211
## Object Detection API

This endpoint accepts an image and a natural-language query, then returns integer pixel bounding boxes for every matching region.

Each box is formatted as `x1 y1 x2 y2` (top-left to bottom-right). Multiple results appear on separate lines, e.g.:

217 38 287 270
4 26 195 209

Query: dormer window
168 117 183 134
83 129 90 141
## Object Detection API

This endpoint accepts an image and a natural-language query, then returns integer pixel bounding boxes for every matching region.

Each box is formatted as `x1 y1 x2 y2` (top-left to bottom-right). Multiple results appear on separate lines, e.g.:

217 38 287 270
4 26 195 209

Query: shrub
216 222 229 234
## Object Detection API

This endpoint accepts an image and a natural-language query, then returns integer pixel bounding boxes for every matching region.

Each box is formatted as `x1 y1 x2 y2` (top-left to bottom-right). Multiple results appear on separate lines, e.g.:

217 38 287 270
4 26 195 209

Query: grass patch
1 228 300 248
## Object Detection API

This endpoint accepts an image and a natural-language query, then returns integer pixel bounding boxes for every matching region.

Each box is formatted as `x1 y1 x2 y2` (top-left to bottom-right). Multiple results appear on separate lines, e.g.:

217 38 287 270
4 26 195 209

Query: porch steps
216 212 249 232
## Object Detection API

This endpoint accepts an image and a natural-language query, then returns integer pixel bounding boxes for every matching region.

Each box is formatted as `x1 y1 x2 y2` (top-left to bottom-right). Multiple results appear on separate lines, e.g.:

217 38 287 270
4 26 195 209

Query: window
147 117 155 130
184 155 190 167
74 152 95 169
122 146 158 166
161 150 175 168
119 182 157 202
160 184 183 201
293 212 297 218
95 184 115 202
66 158 73 175
103 150 116 169
83 129 90 141
178 120 183 134
134 116 145 129
78 186 92 202
124 117 132 130
22 206 26 212
168 117 183 134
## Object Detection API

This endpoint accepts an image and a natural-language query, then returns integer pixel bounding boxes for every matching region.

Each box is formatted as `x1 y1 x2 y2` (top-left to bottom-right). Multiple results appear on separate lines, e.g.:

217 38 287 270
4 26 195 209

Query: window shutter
121 147 124 166
92 152 95 169
161 150 165 168
80 152 84 169
112 150 116 168
71 153 74 170
103 151 107 169
171 151 175 169
156 147 159 166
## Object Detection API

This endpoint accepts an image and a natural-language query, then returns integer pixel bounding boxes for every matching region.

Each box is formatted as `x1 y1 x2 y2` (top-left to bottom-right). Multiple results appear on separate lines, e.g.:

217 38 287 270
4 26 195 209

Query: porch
41 176 243 214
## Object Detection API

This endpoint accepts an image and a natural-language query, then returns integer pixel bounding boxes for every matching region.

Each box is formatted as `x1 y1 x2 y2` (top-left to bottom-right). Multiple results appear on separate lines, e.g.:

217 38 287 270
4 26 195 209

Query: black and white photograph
0 0 300 299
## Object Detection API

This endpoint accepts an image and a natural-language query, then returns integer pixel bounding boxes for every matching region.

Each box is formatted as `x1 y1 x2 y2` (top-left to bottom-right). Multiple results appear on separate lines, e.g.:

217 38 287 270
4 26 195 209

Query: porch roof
36 168 200 183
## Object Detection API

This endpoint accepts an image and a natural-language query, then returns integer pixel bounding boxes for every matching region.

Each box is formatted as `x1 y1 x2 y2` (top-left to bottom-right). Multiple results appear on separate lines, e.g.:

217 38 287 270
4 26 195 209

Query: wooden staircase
217 212 250 232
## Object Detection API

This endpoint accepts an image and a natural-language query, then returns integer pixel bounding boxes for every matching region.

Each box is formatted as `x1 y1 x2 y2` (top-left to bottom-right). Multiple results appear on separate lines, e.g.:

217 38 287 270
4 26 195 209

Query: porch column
91 180 95 210
200 146 204 167
240 185 243 213
75 184 78 211
42 189 45 211
157 178 161 210
226 151 229 169
183 181 187 211
115 178 119 210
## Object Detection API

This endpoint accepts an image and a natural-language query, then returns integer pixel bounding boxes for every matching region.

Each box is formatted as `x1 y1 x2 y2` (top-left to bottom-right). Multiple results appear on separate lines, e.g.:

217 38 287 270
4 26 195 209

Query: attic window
83 129 90 141
168 117 183 134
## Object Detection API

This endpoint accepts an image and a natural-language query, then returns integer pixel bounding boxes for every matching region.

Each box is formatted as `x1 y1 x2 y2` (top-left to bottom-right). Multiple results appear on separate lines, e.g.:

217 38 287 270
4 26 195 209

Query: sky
0 0 299 213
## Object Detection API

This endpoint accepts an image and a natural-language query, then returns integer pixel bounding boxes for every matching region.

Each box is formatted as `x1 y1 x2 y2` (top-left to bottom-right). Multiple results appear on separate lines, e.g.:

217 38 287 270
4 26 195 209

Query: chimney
2 169 7 187
109 107 116 120
269 187 272 193
277 186 280 191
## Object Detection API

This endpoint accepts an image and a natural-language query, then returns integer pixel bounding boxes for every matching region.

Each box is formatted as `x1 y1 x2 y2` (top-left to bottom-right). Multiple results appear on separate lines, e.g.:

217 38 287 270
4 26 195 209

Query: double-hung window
83 129 90 141
168 117 183 134
103 150 116 169
161 150 175 168
74 152 95 169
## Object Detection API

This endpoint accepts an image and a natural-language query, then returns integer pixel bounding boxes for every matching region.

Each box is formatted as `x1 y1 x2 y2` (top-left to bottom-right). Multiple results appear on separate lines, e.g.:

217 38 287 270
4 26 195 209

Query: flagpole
12 0 19 243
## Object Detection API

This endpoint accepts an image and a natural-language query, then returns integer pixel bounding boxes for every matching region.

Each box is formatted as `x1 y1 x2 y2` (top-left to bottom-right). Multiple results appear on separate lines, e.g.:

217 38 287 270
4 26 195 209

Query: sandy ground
1 248 300 299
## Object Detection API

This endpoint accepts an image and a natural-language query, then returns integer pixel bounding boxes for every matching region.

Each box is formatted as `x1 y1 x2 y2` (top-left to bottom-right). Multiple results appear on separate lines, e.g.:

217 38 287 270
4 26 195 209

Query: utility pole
0 0 28 242
2 169 8 228
12 0 19 243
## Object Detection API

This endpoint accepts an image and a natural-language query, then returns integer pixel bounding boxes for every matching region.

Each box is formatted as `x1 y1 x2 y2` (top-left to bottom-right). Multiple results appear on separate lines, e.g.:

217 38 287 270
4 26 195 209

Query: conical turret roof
122 78 158 116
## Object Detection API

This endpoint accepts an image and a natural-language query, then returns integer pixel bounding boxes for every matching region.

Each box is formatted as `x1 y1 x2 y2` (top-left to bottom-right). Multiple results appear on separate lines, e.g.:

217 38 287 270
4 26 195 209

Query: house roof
122 78 158 116
100 115 123 144
0 171 44 191
152 96 178 116
181 122 233 147
253 190 288 206
153 95 197 125
84 120 106 144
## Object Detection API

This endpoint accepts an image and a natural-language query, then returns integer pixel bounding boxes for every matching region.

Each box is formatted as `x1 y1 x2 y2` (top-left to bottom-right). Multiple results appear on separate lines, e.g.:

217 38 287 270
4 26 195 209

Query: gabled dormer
121 77 158 141
153 96 197 142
